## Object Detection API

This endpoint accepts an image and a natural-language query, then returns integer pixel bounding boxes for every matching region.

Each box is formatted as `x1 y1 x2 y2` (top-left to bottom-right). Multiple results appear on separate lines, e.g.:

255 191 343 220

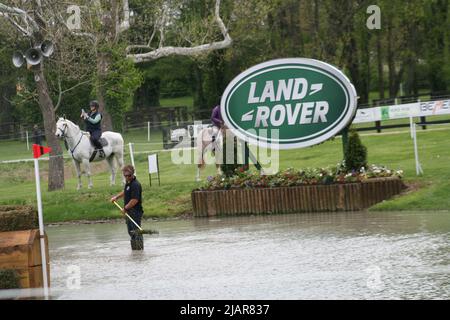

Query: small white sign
354 107 381 123
148 154 158 174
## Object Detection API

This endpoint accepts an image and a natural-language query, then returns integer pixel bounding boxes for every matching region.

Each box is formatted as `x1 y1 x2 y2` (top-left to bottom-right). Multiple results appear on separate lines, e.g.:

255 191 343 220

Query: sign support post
412 124 423 176
341 126 349 158
148 154 160 186
32 144 51 300
129 142 136 176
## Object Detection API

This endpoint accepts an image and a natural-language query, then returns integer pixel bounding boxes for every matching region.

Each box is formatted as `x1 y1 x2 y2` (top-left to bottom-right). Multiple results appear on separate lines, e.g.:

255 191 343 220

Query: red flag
32 144 52 158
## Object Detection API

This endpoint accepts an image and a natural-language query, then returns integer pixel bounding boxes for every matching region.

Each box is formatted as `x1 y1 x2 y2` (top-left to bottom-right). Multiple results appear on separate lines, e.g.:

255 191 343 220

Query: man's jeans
126 209 144 250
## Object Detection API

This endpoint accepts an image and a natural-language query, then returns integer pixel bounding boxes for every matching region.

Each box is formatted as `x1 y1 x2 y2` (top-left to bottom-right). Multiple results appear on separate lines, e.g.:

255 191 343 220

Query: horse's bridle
57 121 83 156
57 122 68 138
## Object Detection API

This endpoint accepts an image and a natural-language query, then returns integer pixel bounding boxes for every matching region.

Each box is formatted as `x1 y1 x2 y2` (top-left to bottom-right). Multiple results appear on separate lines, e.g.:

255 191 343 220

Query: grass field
1 116 450 223
160 96 194 109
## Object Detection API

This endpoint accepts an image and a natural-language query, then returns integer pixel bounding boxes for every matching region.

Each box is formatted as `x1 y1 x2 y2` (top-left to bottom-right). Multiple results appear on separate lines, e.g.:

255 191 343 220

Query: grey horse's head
55 117 68 139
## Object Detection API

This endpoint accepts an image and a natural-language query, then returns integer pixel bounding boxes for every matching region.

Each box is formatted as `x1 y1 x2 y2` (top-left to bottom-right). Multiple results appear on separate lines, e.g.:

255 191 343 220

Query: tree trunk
358 30 371 104
427 0 448 94
33 67 65 191
96 52 113 131
313 0 320 57
290 1 302 54
95 6 118 132
192 64 206 111
346 37 362 101
376 32 384 100
387 19 397 98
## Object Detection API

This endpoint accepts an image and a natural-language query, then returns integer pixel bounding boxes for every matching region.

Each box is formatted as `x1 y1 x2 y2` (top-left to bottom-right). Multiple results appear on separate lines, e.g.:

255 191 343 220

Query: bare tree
125 0 232 63
56 0 231 130
0 1 94 191
0 1 66 191
0 0 233 190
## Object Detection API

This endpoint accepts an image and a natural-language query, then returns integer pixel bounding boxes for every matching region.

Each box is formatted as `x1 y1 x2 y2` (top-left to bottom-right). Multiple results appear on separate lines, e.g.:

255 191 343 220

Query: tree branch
0 12 31 36
72 31 97 42
126 0 232 63
54 11 97 43
117 0 130 34
0 2 40 36
54 79 92 112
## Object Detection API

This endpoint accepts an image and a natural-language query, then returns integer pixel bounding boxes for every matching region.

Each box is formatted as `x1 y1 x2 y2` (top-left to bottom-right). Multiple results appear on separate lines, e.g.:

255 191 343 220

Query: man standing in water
110 165 144 250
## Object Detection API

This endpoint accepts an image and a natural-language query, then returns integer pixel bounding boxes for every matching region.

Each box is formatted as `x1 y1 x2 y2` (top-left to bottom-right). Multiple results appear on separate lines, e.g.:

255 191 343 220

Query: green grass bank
1 121 450 223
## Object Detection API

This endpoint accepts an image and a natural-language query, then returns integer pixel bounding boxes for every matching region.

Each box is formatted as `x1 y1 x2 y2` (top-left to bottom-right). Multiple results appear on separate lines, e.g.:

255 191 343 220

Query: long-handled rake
113 201 158 235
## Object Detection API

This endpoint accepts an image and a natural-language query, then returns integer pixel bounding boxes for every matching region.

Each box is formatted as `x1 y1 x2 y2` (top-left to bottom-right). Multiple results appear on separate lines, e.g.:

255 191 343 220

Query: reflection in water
47 211 450 299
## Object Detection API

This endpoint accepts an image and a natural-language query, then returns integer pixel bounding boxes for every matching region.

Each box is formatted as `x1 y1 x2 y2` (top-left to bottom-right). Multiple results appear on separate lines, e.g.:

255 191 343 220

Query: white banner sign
419 100 450 116
385 103 420 119
148 154 158 174
353 107 381 123
353 100 450 124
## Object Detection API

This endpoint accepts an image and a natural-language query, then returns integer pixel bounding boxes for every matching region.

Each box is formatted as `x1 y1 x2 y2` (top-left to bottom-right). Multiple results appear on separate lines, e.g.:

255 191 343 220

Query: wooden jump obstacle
192 177 406 217
0 206 49 290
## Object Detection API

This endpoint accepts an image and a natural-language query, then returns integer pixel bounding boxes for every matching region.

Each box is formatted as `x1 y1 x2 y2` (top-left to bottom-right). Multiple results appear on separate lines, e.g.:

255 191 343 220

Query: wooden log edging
191 177 406 217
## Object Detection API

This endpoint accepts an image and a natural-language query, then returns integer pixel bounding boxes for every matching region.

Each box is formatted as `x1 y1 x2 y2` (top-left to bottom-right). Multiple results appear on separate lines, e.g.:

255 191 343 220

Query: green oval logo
221 58 357 149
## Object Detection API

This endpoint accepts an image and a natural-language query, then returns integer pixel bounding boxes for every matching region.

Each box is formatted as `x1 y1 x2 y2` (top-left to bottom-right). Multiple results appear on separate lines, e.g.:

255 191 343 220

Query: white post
26 131 29 150
147 122 151 142
412 124 423 175
34 158 49 300
129 142 136 176
409 116 414 139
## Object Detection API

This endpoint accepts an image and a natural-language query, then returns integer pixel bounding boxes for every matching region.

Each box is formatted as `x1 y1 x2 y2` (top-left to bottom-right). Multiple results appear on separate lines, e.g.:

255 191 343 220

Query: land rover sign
221 58 358 149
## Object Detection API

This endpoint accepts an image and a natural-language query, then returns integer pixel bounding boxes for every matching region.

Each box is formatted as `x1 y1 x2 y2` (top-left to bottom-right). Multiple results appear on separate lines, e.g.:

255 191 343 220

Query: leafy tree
97 45 143 131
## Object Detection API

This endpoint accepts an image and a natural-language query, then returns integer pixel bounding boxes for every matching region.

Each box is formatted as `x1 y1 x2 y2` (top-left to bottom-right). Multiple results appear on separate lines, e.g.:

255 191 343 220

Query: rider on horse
82 100 105 158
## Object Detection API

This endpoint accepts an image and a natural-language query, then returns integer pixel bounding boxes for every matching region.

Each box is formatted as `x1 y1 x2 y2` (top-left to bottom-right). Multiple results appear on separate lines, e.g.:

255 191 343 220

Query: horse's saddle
98 138 108 147
83 132 108 147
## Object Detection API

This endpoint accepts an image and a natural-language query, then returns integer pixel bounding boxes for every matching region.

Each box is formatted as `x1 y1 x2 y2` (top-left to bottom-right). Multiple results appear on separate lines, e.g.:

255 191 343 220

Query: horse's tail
197 128 206 168
116 134 124 169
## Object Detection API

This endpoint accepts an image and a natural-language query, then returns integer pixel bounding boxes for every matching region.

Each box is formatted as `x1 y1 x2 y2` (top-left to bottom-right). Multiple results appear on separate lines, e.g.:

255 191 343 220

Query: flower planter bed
191 177 406 217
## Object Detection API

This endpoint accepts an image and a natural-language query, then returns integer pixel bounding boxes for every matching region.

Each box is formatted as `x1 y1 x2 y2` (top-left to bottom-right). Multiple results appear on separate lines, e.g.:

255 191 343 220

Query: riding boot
130 234 144 250
98 148 105 158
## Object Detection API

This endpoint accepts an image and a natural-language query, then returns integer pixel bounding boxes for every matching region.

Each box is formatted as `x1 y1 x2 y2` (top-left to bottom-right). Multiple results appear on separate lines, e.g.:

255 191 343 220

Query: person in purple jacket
211 104 224 129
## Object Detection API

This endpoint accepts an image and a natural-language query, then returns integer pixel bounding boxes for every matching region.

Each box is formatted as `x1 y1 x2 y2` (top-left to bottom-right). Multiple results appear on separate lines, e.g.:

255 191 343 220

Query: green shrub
220 136 248 177
344 129 368 171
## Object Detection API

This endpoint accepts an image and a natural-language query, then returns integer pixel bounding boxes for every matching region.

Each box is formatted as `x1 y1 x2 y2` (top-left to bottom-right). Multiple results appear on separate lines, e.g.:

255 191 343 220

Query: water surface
47 211 450 299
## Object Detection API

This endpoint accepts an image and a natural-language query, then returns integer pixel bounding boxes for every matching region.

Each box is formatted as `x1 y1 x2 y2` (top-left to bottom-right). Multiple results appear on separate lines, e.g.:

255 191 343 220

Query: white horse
55 117 125 190
196 126 224 181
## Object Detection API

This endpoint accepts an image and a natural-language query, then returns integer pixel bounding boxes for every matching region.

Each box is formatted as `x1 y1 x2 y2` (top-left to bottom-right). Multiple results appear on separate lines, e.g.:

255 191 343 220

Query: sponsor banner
419 100 450 116
352 101 450 124
387 103 420 119
381 106 390 120
221 58 358 149
353 107 382 123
